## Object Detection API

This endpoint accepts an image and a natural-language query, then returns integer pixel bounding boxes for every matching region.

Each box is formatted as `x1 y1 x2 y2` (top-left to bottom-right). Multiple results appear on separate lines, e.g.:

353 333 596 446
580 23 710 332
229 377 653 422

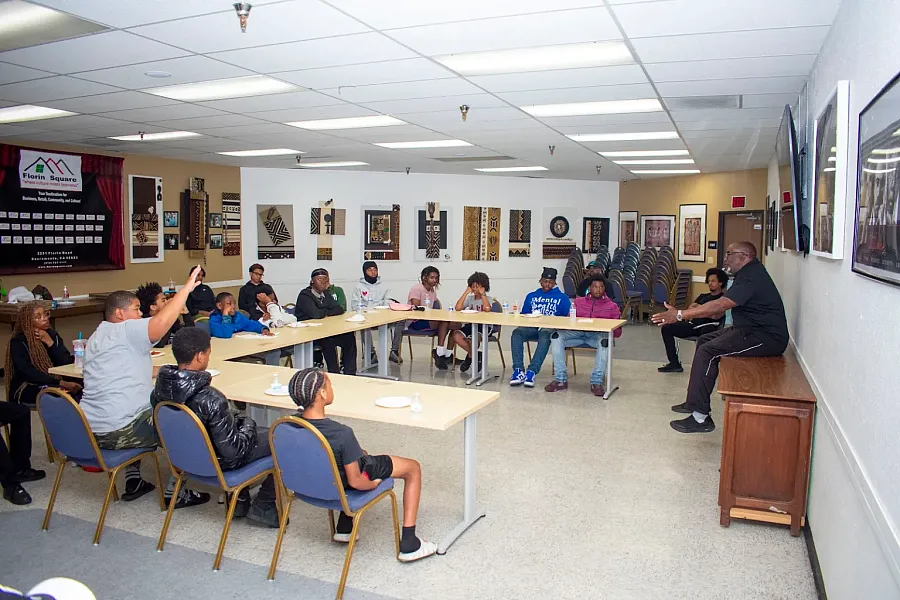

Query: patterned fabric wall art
183 185 208 262
582 217 610 254
415 203 451 262
257 204 295 259
508 209 531 257
362 204 400 260
619 211 638 245
462 206 501 261
310 200 346 260
129 175 163 263
221 192 241 256
542 208 578 259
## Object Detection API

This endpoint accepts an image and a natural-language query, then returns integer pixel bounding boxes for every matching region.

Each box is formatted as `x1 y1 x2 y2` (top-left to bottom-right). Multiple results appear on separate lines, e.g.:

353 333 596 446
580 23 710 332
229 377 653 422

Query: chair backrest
195 319 210 333
270 417 350 512
154 402 223 480
490 300 503 335
284 303 296 315
37 388 104 465
561 273 577 298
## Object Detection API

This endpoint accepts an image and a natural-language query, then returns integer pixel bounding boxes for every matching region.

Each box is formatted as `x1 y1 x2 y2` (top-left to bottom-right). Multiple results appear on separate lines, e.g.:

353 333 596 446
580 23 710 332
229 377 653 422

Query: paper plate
57 300 75 307
577 318 594 323
522 313 542 318
346 316 366 322
306 322 322 327
288 322 309 328
374 305 390 310
206 369 220 377
375 396 412 409
264 387 290 397
460 309 477 314
150 350 165 358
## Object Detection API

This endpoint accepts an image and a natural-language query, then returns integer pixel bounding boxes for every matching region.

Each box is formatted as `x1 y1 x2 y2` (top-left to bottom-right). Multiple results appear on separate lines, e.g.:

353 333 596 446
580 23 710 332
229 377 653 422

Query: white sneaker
332 531 359 543
398 539 437 563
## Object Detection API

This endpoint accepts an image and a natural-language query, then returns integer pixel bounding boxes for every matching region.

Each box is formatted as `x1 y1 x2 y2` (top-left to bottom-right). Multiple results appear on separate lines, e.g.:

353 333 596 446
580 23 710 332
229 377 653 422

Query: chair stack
593 246 611 274
610 247 626 271
672 269 693 309
562 247 585 298
623 243 641 282
632 247 658 319
651 247 677 311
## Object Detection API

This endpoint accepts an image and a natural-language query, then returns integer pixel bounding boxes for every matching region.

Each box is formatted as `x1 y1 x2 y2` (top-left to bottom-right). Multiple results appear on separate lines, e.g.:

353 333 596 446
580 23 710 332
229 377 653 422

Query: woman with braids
288 367 436 562
136 281 193 348
4 302 80 406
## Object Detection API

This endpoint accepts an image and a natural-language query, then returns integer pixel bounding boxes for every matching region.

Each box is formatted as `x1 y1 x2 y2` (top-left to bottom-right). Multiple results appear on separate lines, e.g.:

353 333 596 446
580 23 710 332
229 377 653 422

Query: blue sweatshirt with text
520 286 571 317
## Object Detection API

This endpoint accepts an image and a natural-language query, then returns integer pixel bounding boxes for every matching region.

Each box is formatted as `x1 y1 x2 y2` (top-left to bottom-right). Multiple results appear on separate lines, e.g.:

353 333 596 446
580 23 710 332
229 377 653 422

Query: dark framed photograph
164 234 179 250
852 71 900 286
163 211 179 228
209 233 223 249
208 212 222 228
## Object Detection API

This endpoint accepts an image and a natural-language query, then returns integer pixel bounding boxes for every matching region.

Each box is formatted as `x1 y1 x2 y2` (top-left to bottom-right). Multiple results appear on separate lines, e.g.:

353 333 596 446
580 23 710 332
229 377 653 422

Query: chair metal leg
569 348 577 376
156 473 184 552
267 493 294 581
93 466 120 545
108 472 119 502
328 508 336 538
526 341 532 363
495 339 506 368
389 491 400 557
148 453 166 511
407 336 413 360
213 482 244 571
41 460 66 531
337 510 366 600
43 426 55 464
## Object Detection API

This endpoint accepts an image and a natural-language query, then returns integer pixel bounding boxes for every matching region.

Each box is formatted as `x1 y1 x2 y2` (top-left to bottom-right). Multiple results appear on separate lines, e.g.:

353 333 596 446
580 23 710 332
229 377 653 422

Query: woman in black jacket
295 268 357 375
150 327 280 527
4 303 80 405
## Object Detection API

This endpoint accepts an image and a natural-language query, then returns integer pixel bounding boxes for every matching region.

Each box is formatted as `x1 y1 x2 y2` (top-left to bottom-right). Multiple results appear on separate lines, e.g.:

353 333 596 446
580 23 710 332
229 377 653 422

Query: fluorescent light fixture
435 41 632 76
613 159 695 165
110 131 201 142
521 99 662 118
871 148 900 155
474 166 548 173
824 167 836 172
373 140 472 149
630 169 700 175
0 1 59 32
827 156 836 162
893 128 900 137
600 149 690 158
568 131 679 142
217 148 302 157
285 115 406 130
145 75 296 101
297 161 369 168
868 156 900 164
862 167 896 174
0 104 76 123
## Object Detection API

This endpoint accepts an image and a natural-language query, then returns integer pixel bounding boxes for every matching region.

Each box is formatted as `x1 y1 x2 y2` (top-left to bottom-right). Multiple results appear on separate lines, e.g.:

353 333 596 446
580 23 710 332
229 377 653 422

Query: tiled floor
0 323 815 600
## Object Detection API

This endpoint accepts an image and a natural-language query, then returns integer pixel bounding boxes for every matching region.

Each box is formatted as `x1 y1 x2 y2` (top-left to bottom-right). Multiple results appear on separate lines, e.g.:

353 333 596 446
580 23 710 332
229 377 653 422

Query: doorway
717 211 764 266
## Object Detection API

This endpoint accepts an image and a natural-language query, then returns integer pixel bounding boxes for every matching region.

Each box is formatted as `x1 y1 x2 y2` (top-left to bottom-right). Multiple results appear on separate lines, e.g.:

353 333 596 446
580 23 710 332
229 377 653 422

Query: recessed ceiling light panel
297 161 369 168
630 169 700 175
600 149 690 158
0 105 76 124
109 131 201 141
374 140 472 149
285 115 406 130
613 159 695 165
146 75 296 101
521 99 663 117
569 131 679 142
474 166 548 172
217 148 302 157
436 41 633 76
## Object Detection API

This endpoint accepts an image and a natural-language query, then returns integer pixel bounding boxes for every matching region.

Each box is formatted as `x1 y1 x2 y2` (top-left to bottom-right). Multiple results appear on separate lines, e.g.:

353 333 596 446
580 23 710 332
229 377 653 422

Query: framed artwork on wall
129 174 163 263
582 217 610 254
415 203 451 262
678 204 707 262
852 72 900 287
164 233 179 250
811 80 850 259
362 204 400 261
257 204 294 260
208 212 222 229
619 211 638 246
640 214 675 249
163 211 178 228
209 233 223 249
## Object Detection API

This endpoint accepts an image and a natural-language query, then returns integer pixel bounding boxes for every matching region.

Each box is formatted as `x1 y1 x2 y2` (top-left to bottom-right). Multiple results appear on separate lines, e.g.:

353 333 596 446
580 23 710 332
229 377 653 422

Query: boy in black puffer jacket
150 327 280 527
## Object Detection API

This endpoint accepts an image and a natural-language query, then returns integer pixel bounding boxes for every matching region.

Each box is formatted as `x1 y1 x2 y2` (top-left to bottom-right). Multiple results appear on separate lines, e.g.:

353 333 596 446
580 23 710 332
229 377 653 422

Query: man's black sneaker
165 489 211 509
247 501 283 528
459 356 472 372
670 414 715 433
658 363 684 373
14 467 46 483
670 402 692 414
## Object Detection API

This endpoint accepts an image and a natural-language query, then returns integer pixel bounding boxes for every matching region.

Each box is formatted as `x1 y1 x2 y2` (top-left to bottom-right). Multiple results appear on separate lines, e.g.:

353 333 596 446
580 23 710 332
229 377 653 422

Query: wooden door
717 211 764 266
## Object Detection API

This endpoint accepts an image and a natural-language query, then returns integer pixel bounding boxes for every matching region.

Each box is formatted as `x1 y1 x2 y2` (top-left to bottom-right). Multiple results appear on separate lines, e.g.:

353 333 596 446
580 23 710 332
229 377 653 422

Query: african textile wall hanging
181 184 208 262
257 204 295 259
508 209 531 257
362 204 400 260
222 192 241 257
542 208 578 259
582 217 610 254
310 199 346 260
415 202 451 262
129 175 163 263
462 206 501 261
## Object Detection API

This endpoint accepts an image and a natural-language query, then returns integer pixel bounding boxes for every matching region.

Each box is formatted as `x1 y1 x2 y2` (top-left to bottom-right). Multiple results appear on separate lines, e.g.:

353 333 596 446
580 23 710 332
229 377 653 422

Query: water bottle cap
77 332 82 339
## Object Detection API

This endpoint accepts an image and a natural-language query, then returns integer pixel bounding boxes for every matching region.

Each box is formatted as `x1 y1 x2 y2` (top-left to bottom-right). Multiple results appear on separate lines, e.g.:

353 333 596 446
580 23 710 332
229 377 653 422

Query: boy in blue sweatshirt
510 267 572 387
208 292 274 339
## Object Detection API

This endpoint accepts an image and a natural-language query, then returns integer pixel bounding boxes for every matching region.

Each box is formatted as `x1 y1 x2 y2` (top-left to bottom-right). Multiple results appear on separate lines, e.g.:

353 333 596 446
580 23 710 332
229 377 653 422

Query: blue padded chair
37 388 164 545
154 401 276 571
267 417 400 599
400 299 442 363
194 317 210 334
486 300 507 368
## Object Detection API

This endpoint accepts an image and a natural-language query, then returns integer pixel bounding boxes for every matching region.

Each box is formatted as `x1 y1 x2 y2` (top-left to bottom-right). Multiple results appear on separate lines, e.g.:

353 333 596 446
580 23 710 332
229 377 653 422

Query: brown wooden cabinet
717 354 816 536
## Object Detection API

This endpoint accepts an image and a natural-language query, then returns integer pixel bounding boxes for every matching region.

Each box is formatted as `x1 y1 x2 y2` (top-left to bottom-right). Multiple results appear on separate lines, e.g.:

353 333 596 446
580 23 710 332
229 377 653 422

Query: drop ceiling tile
3 130 93 143
32 115 142 134
28 0 284 28
554 121 679 135
645 55 816 83
399 107 530 126
97 103 227 123
42 91 177 114
196 123 319 138
498 83 657 105
152 114 270 130
210 33 416 73
157 137 256 151
251 104 375 123
681 127 779 139
537 112 673 127
631 26 831 63
386 8 620 55
657 76 806 97
318 78 482 104
72 56 256 89
0 124 49 137
0 31 188 74
0 76 121 103
675 117 784 131
612 0 840 38
273 59 455 90
327 125 443 141
196 90 342 113
741 93 800 109
671 107 785 122
129 1 369 54
469 65 647 93
360 93 508 115
0 62 55 85
585 139 688 153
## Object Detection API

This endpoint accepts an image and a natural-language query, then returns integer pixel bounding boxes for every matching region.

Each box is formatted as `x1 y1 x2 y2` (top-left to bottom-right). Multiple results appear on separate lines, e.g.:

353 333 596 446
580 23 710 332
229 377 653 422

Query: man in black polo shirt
238 263 278 321
657 267 729 373
651 242 788 433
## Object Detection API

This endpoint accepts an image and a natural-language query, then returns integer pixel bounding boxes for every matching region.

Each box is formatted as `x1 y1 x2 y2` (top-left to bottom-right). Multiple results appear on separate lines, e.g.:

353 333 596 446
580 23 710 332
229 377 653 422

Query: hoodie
238 280 277 321
295 286 345 321
520 285 571 317
208 309 265 338
351 276 394 309
150 366 258 470
573 294 623 338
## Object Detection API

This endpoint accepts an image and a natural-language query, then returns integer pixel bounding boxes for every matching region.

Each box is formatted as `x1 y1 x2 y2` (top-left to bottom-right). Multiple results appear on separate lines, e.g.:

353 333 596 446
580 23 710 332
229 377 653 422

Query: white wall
240 168 618 305
766 1 900 596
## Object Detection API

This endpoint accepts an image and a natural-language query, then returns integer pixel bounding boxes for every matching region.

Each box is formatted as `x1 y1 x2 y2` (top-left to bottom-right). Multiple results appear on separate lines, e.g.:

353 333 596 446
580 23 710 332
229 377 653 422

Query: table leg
476 323 498 386
603 333 619 399
358 325 398 381
438 413 485 554
465 323 480 385
264 350 280 367
292 342 312 369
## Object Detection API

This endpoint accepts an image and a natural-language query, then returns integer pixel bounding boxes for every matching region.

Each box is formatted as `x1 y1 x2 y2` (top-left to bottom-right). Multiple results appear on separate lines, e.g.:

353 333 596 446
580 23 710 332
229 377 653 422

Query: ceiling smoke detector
233 3 252 33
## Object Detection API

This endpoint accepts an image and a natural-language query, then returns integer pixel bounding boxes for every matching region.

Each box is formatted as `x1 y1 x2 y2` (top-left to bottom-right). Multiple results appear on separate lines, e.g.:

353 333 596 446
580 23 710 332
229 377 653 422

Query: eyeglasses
725 251 748 257
251 271 264 276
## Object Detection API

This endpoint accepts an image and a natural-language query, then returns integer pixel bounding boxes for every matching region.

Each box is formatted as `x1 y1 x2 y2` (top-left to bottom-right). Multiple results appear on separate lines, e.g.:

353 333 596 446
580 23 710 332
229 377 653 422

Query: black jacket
187 283 216 315
150 366 258 470
9 329 73 393
238 281 277 321
295 286 345 321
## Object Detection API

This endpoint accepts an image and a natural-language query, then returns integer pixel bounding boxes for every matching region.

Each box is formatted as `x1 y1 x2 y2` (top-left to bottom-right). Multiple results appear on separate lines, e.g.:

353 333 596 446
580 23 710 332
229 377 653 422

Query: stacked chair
650 247 677 313
610 247 626 272
562 247 585 298
593 246 611 274
672 269 693 309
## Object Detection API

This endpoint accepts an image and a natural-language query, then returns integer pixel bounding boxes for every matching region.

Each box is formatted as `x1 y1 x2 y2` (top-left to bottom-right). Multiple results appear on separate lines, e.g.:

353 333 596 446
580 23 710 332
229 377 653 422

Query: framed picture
618 211 638 246
640 214 675 249
163 211 179 228
129 175 163 263
678 204 707 262
852 72 900 286
209 233 223 249
164 234 179 250
811 81 850 259
208 212 222 229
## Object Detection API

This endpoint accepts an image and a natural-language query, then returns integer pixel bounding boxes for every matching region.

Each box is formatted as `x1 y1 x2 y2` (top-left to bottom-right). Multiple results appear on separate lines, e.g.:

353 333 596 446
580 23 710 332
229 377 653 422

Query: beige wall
618 168 769 278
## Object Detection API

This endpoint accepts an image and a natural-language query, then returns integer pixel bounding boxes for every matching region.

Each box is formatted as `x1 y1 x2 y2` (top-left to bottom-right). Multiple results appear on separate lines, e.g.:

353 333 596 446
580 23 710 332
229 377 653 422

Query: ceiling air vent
665 95 743 110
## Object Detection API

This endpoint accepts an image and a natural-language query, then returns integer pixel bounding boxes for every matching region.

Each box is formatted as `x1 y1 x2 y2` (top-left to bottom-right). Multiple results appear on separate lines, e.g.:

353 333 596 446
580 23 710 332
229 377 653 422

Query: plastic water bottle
73 333 85 370
512 303 518 315
501 299 510 315
62 286 69 301
411 392 423 413
356 301 364 316
569 306 577 321
424 297 432 310
168 278 176 293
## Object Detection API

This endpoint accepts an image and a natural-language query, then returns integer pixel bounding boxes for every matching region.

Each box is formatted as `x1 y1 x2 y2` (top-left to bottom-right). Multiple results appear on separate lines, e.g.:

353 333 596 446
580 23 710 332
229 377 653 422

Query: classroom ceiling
0 0 840 181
